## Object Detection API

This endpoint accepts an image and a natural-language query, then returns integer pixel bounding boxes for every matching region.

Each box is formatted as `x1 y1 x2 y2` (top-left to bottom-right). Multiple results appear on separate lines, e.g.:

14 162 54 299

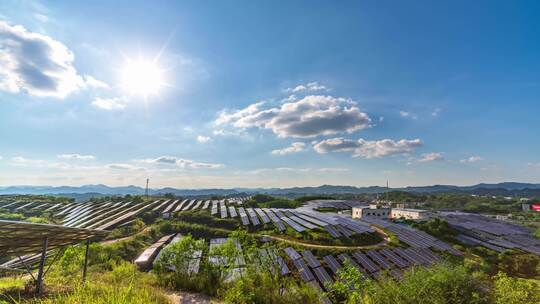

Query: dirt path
165 290 220 304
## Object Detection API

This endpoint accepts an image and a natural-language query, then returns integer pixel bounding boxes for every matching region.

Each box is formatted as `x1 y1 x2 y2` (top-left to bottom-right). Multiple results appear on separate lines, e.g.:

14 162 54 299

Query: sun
121 59 165 97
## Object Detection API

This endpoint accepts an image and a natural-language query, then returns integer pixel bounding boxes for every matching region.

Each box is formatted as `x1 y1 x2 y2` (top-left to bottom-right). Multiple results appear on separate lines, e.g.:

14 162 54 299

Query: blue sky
0 0 539 188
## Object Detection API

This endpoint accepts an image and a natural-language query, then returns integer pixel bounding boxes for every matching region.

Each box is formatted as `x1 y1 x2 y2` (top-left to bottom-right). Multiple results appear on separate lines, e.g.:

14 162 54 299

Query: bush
493 272 540 304
326 263 489 304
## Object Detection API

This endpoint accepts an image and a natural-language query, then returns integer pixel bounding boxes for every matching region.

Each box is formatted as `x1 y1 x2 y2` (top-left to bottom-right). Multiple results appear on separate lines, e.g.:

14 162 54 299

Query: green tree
493 272 540 304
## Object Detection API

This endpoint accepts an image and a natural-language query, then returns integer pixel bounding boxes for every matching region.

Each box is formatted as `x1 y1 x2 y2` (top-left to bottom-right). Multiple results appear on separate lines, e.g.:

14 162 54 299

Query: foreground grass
0 263 169 304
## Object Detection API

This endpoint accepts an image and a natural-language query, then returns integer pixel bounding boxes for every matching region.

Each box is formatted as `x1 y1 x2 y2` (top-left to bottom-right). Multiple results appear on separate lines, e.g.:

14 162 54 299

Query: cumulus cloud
0 21 105 98
460 156 483 163
313 137 422 158
196 135 211 143
286 82 329 93
91 97 126 110
271 142 306 155
57 154 96 161
216 95 372 138
418 152 444 162
137 156 223 169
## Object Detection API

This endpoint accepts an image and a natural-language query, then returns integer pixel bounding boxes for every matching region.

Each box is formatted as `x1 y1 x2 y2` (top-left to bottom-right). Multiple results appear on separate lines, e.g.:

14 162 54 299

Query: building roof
391 208 428 213
0 220 109 255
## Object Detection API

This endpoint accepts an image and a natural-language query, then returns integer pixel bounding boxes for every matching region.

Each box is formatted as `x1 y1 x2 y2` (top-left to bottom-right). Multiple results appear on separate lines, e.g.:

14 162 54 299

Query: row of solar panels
282 245 442 293
58 198 247 231
443 213 540 256
210 203 375 240
134 233 202 274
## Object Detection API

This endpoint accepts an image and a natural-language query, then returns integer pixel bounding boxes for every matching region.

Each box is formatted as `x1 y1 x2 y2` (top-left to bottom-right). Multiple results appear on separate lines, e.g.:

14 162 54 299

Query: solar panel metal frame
0 220 109 255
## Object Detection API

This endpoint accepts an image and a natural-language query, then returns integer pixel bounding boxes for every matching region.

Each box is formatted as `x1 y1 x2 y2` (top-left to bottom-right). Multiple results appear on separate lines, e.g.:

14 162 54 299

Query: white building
390 208 431 220
352 206 390 219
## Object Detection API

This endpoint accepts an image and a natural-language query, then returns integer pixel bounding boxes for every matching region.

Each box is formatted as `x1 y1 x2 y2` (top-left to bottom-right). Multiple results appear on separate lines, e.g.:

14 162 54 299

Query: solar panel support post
36 237 48 295
82 239 90 283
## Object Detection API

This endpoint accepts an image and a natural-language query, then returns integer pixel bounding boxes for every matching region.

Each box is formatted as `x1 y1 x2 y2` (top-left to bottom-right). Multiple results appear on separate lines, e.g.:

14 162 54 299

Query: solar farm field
1 195 539 304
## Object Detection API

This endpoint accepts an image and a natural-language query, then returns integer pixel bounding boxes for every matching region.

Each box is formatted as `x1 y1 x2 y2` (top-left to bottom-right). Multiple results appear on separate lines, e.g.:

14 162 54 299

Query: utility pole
145 178 149 197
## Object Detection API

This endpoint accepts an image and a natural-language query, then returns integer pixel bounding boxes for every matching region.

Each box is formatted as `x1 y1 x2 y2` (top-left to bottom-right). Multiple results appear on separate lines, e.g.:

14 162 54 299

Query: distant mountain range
1 182 540 198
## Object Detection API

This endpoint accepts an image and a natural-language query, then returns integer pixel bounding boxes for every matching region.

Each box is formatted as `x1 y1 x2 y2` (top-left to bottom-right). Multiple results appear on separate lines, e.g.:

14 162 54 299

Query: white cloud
271 142 306 155
460 156 483 163
10 156 47 167
318 167 349 172
313 137 422 158
57 154 96 161
528 162 540 168
431 108 441 117
400 111 418 120
196 135 211 143
33 13 49 23
137 156 223 169
83 75 109 89
216 95 372 138
106 163 143 171
286 82 330 93
418 152 444 162
281 95 297 103
0 21 100 98
91 97 126 110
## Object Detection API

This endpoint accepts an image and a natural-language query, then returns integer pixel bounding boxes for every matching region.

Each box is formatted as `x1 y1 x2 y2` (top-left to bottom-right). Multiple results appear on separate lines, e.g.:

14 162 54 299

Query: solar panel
302 250 322 268
312 266 333 289
152 200 170 211
351 252 379 273
220 204 228 218
293 259 315 282
273 222 286 231
379 249 409 268
325 226 342 238
280 216 306 232
192 200 203 210
283 247 302 260
366 250 392 270
254 208 270 224
392 247 420 266
335 224 353 237
182 200 195 211
289 216 317 229
237 207 250 225
261 208 277 222
228 206 238 217
246 208 260 226
403 248 430 265
163 200 180 213
0 220 109 256
323 255 342 275
337 253 367 277
94 201 160 230
294 213 329 227
174 199 188 212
